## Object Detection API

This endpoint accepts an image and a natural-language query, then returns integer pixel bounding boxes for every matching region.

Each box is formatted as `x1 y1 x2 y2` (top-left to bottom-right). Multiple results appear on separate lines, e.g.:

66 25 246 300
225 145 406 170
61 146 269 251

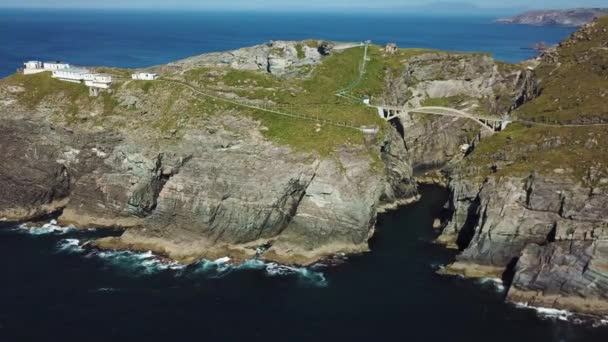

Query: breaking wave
54 239 327 285
514 303 608 326
15 220 75 235
192 257 328 287
57 238 83 253
93 250 186 275
515 302 574 321
477 277 506 293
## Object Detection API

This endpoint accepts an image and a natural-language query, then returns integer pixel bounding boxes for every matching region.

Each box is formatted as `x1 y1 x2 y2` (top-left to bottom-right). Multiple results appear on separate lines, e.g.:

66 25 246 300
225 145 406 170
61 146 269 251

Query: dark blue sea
2 9 607 342
1 186 608 341
0 9 576 77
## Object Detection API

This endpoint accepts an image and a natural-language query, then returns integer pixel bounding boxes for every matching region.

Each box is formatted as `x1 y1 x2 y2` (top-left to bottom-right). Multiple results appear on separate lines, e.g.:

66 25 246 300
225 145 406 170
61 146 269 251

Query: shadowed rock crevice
456 195 481 251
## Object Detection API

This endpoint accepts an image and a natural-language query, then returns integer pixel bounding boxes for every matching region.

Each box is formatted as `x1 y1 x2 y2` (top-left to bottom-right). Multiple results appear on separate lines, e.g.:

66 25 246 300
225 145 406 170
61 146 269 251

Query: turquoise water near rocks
1 186 608 341
0 9 576 77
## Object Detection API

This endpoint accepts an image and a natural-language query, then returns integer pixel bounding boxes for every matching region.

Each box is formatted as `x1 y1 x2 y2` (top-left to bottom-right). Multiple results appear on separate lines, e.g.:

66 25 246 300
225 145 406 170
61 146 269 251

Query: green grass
2 72 89 109
295 44 306 59
464 123 608 185
515 17 608 124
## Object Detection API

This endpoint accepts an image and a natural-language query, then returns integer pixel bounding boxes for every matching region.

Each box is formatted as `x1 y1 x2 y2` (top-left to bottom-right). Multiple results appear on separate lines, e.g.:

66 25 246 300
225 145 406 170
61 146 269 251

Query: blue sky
1 0 606 10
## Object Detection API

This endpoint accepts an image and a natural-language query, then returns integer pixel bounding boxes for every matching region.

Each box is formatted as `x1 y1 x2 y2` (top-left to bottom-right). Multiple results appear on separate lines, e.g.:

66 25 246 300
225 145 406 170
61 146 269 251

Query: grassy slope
0 43 505 163
515 17 608 124
465 17 608 184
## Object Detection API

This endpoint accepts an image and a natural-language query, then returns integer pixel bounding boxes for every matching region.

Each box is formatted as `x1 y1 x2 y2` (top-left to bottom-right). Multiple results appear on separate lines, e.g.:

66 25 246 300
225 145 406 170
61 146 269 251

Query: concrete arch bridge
376 105 511 133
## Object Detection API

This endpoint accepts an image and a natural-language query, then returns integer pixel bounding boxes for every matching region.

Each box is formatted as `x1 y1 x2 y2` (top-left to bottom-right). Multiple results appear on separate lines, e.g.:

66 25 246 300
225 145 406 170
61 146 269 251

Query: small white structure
52 68 91 83
52 67 112 94
362 96 371 105
132 72 158 81
23 60 70 74
23 61 44 74
44 61 71 70
83 73 113 89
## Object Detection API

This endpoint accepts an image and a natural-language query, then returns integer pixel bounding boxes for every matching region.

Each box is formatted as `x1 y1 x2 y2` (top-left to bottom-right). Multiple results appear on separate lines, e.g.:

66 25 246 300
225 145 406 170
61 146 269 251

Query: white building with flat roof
23 60 71 74
52 68 112 89
23 61 45 74
44 61 71 70
132 72 158 81
84 74 113 89
52 68 91 83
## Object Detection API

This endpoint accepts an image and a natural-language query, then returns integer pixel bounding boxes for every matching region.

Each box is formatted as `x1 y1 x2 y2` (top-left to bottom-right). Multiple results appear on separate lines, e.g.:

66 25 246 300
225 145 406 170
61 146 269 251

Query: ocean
0 9 576 77
2 9 607 342
1 187 607 341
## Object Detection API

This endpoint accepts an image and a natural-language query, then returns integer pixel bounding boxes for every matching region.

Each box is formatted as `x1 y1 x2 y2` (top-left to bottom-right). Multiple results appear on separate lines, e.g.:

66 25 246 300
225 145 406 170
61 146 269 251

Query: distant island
496 8 608 26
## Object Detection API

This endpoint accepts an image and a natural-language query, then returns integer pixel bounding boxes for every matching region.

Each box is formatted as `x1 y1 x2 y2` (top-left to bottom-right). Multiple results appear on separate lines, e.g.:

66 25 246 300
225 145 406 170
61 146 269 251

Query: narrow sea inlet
0 186 606 341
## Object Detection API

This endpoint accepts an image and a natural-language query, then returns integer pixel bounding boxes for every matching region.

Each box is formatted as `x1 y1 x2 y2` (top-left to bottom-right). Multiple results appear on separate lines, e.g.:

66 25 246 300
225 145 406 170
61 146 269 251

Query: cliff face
439 18 608 316
0 112 414 265
382 52 537 171
440 173 608 315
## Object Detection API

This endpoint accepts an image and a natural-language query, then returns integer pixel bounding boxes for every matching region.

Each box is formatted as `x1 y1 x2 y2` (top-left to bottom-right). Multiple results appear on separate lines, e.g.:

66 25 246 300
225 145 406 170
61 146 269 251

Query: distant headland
496 8 608 27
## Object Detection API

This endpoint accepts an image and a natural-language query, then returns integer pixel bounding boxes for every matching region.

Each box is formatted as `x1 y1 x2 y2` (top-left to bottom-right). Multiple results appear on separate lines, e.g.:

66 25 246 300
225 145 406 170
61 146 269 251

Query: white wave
192 258 328 286
514 302 573 321
94 250 185 275
260 262 328 287
477 277 506 293
57 238 84 253
17 220 75 235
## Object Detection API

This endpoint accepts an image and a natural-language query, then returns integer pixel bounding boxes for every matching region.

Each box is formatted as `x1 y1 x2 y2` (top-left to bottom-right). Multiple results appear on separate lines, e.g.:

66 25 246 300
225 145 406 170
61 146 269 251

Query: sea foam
514 302 573 321
477 277 506 293
53 237 328 285
16 220 74 235
192 257 328 287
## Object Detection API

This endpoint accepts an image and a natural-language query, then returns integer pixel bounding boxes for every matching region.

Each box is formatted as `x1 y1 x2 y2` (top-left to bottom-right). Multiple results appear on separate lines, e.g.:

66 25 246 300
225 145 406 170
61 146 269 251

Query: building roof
58 68 90 74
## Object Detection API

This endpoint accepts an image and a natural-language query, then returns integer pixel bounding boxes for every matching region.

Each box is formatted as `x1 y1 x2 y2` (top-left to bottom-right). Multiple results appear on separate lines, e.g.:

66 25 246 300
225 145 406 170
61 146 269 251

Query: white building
132 72 158 81
52 68 112 89
43 61 71 70
23 60 70 74
84 74 113 89
52 68 91 83
23 61 45 74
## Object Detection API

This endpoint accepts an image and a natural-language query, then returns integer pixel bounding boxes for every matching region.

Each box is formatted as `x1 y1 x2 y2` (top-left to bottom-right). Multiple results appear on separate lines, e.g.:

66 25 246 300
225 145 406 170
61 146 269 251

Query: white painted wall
132 72 158 80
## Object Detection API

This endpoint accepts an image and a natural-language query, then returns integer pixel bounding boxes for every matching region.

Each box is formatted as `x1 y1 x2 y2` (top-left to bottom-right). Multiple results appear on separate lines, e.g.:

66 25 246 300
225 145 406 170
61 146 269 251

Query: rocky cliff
438 18 608 316
0 41 418 266
382 52 536 172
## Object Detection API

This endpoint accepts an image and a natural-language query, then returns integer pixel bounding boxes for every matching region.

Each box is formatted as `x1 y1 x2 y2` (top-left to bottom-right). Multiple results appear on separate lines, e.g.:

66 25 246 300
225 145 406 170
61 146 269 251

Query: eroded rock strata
438 18 608 316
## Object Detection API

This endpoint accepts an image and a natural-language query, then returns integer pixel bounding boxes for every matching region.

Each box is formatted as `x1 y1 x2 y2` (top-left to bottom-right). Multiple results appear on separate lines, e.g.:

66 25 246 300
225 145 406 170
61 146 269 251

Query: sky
0 0 606 11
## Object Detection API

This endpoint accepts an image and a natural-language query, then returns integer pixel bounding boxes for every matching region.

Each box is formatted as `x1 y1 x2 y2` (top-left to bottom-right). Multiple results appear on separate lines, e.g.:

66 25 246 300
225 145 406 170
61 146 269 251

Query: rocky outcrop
440 172 608 315
0 107 416 265
382 53 536 171
508 240 608 316
169 40 330 76
0 121 70 221
496 8 608 27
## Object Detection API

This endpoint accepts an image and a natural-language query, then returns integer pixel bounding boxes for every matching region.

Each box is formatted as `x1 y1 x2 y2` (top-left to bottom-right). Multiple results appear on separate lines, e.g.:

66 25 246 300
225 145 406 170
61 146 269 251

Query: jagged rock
441 172 608 315
0 121 70 221
169 40 330 76
507 241 608 316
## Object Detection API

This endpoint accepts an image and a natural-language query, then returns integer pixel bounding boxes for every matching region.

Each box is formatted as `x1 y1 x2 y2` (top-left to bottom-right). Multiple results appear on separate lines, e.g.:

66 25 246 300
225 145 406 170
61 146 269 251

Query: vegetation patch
465 123 608 185
295 44 306 59
515 17 608 124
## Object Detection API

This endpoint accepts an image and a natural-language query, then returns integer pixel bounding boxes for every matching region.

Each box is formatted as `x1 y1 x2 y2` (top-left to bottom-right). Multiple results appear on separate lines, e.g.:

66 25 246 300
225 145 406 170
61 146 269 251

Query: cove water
1 187 608 341
0 9 576 78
